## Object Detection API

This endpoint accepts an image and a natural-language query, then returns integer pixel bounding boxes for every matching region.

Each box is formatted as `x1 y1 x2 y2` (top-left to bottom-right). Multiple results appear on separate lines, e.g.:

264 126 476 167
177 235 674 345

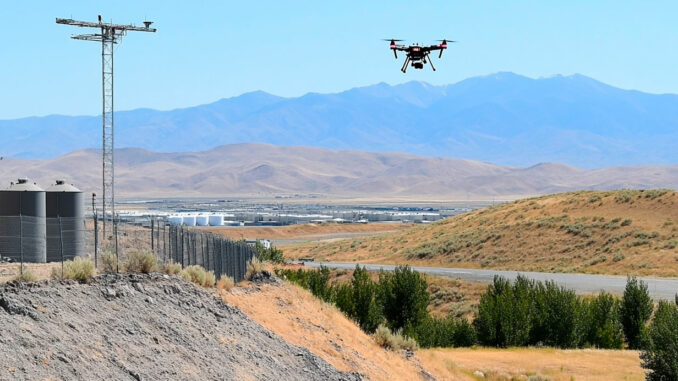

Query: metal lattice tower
56 16 156 246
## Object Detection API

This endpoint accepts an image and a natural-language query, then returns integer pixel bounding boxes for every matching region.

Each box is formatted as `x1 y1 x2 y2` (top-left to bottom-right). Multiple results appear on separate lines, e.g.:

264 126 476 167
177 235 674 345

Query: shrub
612 252 625 262
162 261 182 275
245 258 265 280
181 265 216 287
123 250 158 273
254 242 285 263
100 251 117 273
11 266 37 282
373 324 418 351
52 258 96 284
216 276 235 291
620 219 633 226
641 301 678 380
619 276 654 349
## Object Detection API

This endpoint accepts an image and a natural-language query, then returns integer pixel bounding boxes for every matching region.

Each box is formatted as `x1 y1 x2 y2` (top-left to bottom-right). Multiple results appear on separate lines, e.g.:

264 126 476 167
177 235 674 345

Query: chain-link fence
93 218 257 282
1 216 257 283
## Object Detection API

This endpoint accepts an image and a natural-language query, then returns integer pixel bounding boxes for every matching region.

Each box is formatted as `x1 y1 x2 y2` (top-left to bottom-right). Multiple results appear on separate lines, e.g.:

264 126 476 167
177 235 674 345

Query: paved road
304 262 678 301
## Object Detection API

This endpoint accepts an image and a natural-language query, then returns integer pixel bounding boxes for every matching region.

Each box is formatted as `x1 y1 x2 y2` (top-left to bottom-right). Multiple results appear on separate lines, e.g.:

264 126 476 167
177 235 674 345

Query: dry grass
419 347 644 381
123 250 158 274
373 324 418 351
216 276 235 291
285 190 678 277
10 266 38 282
222 281 429 381
51 257 96 283
161 261 182 276
180 265 216 287
245 258 265 280
99 251 117 273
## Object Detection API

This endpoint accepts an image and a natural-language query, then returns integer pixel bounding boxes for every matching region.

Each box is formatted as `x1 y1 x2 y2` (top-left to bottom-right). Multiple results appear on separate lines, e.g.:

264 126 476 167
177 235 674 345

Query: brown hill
1 144 678 198
284 189 678 277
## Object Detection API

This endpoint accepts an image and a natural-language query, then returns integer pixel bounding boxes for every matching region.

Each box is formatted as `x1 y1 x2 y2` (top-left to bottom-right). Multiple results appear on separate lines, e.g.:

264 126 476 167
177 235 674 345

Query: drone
385 39 454 73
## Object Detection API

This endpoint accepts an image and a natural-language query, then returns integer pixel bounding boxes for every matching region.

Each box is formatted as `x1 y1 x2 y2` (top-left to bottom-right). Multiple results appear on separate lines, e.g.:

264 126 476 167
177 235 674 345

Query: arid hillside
284 189 678 277
1 144 678 198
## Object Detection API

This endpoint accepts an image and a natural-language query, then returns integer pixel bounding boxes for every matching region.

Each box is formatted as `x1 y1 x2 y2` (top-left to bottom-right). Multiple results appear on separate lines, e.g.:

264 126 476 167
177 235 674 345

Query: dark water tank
46 180 85 262
0 178 47 263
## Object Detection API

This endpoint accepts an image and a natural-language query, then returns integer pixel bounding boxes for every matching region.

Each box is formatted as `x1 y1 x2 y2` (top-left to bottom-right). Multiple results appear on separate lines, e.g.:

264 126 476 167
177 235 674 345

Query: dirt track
0 274 361 380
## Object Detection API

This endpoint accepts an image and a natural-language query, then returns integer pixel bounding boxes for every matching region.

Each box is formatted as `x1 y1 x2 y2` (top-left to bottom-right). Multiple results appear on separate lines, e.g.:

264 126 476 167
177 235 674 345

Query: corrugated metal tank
0 178 47 263
195 215 209 226
45 180 84 262
208 215 224 226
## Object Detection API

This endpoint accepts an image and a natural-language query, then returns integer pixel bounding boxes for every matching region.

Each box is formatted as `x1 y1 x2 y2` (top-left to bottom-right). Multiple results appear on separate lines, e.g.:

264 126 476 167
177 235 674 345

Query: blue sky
1 0 677 119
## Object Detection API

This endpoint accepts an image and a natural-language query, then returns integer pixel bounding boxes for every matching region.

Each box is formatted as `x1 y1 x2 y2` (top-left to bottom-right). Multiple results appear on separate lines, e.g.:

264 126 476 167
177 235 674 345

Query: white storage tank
195 215 209 226
182 215 196 226
208 214 224 226
168 215 183 226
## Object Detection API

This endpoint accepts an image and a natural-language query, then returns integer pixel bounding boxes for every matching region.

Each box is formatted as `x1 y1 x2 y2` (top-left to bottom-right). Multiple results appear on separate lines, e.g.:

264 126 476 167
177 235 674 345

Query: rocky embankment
0 274 362 380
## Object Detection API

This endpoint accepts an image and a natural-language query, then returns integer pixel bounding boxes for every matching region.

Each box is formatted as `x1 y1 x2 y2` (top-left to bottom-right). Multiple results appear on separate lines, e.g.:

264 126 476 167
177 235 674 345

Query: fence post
151 219 154 253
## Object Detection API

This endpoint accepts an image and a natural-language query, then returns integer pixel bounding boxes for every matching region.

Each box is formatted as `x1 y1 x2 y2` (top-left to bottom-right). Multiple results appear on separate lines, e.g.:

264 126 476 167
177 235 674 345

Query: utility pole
56 15 156 254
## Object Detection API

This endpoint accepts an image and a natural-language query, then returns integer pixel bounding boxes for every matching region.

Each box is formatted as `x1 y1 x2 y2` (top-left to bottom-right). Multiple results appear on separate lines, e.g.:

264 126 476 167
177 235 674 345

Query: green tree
308 265 332 302
586 292 624 349
619 276 653 349
351 265 382 332
474 276 532 347
333 282 354 317
378 266 430 335
640 301 678 380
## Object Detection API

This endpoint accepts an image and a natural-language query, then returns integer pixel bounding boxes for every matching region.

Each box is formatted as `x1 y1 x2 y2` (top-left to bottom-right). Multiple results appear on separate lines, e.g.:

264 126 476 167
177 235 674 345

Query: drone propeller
383 39 402 59
436 39 455 58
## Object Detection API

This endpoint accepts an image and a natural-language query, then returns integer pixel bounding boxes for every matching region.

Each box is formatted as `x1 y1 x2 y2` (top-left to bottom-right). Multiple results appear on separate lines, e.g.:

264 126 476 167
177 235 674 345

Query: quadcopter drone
385 39 454 73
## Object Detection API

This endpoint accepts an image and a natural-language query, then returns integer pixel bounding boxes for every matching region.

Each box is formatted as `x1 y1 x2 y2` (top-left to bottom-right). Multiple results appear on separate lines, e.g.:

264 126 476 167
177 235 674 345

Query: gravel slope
0 274 362 380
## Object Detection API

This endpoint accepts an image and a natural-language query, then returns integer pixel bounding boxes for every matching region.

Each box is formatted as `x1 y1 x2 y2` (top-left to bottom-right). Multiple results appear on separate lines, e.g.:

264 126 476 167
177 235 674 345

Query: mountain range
2 72 678 168
1 144 676 199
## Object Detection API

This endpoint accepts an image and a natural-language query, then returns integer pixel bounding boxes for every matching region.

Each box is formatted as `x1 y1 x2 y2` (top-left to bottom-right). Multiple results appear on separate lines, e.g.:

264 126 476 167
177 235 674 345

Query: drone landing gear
426 53 436 71
401 56 410 73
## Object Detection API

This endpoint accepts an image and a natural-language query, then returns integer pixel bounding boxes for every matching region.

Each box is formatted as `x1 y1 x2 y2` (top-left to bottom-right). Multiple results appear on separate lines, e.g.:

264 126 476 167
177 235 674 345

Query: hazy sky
1 0 677 119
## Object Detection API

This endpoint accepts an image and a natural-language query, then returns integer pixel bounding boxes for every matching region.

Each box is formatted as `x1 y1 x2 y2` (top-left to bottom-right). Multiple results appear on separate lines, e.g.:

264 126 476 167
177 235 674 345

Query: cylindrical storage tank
0 178 47 263
208 214 224 226
195 215 209 226
182 215 196 226
168 216 183 226
45 180 84 262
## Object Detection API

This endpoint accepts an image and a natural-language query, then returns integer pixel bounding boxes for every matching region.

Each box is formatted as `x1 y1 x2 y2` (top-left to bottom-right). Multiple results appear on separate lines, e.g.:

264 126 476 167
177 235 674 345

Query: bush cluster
254 242 285 264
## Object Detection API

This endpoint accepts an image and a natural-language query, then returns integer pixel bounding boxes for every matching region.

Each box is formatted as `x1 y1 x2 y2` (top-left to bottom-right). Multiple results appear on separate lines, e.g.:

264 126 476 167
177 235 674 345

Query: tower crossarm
56 18 157 33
